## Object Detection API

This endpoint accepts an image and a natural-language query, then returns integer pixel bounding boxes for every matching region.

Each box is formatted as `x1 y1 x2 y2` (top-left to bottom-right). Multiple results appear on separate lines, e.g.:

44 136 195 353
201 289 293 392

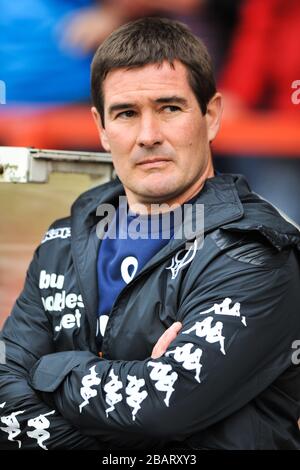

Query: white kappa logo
104 370 123 417
26 410 55 450
0 410 25 448
200 297 247 326
104 369 123 418
126 376 148 421
147 362 178 407
79 365 101 413
166 343 203 383
41 227 71 244
183 317 226 355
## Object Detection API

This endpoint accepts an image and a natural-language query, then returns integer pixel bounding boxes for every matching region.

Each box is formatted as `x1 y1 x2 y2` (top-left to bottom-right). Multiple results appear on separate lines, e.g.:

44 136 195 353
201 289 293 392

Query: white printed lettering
41 291 84 312
39 270 64 290
66 293 77 309
98 315 109 337
55 309 82 332
121 256 138 284
41 227 71 244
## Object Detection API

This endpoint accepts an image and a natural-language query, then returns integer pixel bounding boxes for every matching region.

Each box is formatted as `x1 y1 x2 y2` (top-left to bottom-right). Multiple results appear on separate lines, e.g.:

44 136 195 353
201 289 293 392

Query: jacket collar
70 175 244 306
71 171 300 255
72 173 245 239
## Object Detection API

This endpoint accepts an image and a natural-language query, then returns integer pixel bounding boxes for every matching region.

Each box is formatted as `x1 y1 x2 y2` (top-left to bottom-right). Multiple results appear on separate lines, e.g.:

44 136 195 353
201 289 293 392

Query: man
0 17 300 450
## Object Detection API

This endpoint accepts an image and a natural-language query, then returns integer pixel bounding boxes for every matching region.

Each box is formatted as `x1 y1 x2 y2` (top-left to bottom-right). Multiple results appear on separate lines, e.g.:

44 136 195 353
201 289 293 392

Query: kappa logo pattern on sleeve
75 297 248 419
0 409 24 448
165 344 203 383
0 402 56 450
0 297 248 447
26 411 56 450
181 297 247 357
79 365 101 413
125 376 148 421
104 370 123 417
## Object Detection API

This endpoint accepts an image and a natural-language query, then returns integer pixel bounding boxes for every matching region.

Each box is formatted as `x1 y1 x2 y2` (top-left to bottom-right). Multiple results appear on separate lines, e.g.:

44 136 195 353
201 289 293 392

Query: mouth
137 158 172 168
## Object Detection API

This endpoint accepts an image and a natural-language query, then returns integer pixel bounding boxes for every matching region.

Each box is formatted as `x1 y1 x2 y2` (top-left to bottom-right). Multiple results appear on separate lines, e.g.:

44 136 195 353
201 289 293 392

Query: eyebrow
154 96 188 106
108 96 188 117
108 103 135 117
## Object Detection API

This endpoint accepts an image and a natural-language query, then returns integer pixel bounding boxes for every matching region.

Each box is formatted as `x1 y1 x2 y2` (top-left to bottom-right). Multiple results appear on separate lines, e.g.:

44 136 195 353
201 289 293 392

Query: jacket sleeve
0 249 103 450
29 246 300 445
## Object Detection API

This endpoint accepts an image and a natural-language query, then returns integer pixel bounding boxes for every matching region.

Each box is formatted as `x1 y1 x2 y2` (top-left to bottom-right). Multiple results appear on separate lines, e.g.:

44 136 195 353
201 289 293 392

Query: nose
136 112 163 148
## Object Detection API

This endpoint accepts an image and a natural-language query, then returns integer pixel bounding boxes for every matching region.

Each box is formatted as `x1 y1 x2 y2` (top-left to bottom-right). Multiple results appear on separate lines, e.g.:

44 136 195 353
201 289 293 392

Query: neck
169 161 215 208
128 159 215 215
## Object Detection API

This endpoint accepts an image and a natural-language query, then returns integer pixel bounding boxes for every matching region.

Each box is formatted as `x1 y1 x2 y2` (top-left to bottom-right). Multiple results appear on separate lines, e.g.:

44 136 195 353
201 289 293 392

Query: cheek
173 117 204 145
106 127 134 155
172 125 202 155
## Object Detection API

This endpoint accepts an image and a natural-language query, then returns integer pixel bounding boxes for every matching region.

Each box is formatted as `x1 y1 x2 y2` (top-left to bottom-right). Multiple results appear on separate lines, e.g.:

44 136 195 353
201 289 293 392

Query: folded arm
0 251 102 450
30 249 300 446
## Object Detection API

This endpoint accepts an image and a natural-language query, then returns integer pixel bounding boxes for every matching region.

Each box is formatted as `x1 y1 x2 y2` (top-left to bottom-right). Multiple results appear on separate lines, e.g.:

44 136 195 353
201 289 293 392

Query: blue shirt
96 201 176 347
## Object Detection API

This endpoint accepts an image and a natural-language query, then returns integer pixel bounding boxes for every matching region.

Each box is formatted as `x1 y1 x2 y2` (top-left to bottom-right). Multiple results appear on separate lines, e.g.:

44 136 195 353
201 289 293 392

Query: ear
205 93 223 143
91 106 111 151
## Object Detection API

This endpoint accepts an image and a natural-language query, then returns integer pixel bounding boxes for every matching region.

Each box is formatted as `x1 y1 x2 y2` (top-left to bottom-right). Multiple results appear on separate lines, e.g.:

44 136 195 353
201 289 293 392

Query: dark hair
91 17 216 126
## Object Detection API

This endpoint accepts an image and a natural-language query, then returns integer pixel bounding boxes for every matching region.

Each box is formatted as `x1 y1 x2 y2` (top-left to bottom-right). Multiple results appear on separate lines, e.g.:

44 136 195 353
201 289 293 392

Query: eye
116 110 136 119
163 105 181 113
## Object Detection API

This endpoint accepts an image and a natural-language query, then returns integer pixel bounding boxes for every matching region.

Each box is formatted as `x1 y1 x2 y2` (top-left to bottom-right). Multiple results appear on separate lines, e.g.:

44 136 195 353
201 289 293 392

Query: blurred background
0 0 300 326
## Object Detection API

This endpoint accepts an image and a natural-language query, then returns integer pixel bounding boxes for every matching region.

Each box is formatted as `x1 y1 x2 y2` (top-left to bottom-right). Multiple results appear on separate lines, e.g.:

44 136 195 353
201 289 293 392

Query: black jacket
1 173 300 450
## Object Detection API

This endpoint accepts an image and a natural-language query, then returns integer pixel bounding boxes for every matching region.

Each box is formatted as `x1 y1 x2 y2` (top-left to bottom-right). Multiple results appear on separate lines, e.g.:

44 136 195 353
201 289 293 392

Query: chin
146 174 179 191
140 184 182 204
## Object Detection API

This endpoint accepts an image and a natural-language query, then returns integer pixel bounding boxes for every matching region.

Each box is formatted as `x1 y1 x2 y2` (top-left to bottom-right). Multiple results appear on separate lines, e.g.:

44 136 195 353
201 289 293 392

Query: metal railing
0 147 114 184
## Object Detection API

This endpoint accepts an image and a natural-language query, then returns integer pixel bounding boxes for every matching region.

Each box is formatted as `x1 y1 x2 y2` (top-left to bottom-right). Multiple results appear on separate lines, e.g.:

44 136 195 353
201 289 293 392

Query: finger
151 321 182 359
153 322 182 357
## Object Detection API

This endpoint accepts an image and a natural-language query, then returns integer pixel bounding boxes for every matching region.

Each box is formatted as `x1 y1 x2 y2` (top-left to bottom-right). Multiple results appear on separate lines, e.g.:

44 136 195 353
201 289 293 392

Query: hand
151 322 182 359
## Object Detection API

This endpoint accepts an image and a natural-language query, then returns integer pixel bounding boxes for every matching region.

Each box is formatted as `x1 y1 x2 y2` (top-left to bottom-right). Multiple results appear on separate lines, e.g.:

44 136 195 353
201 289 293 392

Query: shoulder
208 174 300 267
39 178 123 245
209 228 292 269
40 216 71 245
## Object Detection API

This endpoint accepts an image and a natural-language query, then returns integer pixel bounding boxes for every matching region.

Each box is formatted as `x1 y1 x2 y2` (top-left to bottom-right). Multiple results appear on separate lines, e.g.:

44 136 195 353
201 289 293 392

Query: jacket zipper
101 236 199 357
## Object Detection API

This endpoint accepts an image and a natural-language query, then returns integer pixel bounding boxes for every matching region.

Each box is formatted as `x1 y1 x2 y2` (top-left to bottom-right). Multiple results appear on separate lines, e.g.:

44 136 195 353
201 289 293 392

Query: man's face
92 60 222 209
